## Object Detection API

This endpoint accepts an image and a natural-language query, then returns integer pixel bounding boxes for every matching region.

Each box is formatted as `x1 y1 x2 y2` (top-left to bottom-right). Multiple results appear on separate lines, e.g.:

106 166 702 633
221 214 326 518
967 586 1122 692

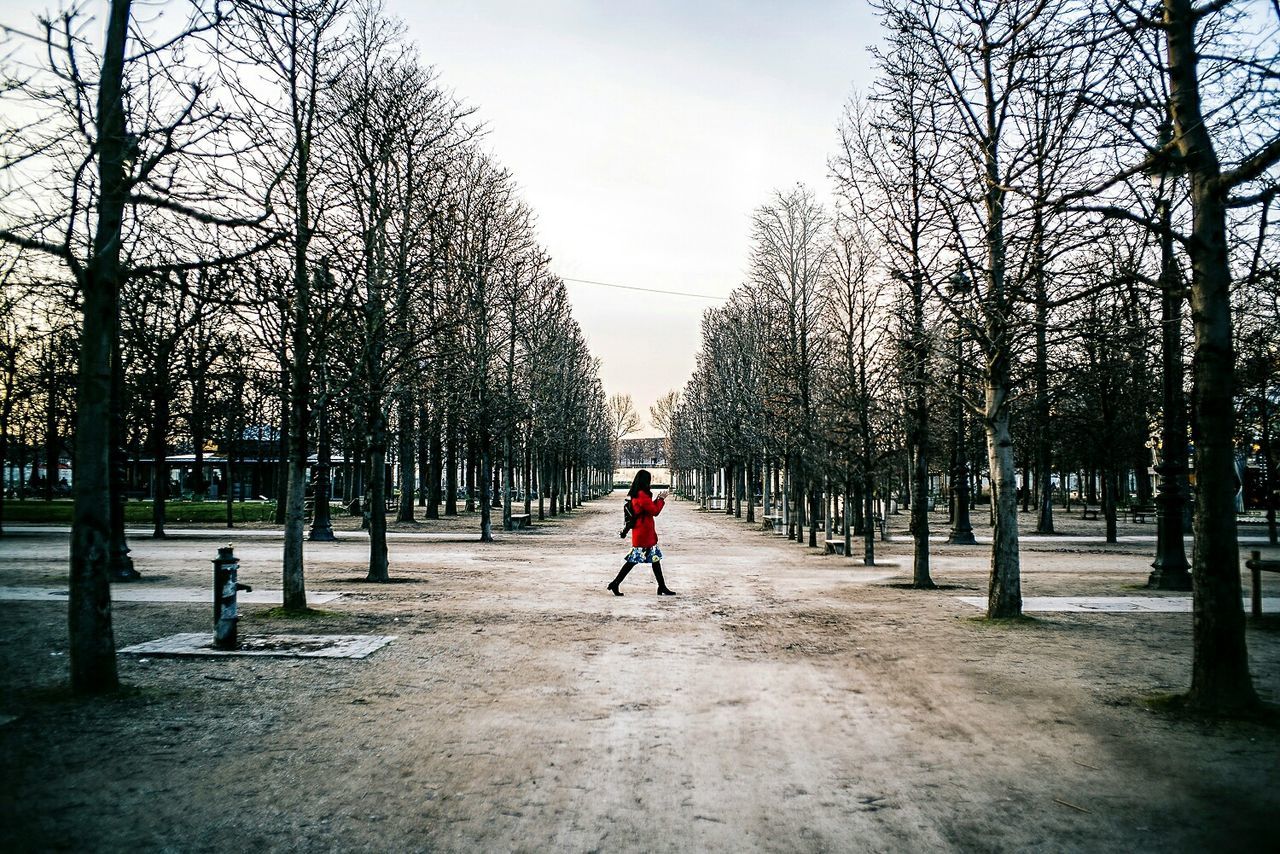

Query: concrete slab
0 586 342 604
119 632 396 659
955 595 1280 613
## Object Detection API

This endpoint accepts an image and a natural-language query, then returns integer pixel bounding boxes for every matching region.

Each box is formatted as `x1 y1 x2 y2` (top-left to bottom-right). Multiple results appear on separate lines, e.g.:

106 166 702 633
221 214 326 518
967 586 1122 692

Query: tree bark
151 360 170 539
909 268 934 587
417 401 428 508
479 437 493 542
365 421 389 581
1166 0 1257 712
396 389 415 522
108 302 135 578
427 409 442 520
69 0 131 695
985 376 1022 619
309 390 335 542
445 410 458 516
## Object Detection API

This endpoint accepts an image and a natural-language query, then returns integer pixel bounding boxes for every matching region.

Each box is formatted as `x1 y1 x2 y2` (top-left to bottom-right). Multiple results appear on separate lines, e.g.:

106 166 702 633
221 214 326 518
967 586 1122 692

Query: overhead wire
560 276 726 301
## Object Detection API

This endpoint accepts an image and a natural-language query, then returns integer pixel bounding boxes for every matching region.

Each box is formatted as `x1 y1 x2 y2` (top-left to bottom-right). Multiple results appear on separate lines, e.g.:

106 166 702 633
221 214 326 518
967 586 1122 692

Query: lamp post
1146 121 1192 590
947 268 976 545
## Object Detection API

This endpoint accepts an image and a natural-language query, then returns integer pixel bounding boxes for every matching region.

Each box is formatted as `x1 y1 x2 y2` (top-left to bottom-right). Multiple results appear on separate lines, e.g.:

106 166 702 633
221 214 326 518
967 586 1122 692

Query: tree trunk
536 452 545 521
282 236 312 611
503 436 513 531
44 361 57 501
445 411 458 516
109 308 135 578
1166 0 1257 712
761 459 771 520
808 484 819 549
843 481 853 557
1260 386 1277 545
309 392 335 542
151 370 169 539
1103 467 1118 544
192 382 206 500
863 476 875 566
273 365 289 524
69 0 131 695
465 441 476 513
479 435 493 542
396 389 415 522
985 378 1022 619
911 439 933 587
366 425 389 581
427 410 442 520
417 401 428 508
523 430 533 517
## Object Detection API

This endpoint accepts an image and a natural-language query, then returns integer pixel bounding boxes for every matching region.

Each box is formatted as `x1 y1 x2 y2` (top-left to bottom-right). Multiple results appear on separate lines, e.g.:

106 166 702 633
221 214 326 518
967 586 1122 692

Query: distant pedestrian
608 469 675 596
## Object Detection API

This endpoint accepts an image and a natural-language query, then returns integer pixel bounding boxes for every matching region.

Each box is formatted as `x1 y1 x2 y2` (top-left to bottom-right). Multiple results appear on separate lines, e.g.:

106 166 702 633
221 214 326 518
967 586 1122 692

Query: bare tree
0 1 274 692
608 393 641 448
1071 0 1280 713
834 66 947 586
751 185 829 548
226 0 348 610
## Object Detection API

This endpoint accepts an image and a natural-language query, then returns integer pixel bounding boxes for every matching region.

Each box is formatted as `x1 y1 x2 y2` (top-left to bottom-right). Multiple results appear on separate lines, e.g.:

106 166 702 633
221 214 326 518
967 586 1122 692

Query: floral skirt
625 545 663 564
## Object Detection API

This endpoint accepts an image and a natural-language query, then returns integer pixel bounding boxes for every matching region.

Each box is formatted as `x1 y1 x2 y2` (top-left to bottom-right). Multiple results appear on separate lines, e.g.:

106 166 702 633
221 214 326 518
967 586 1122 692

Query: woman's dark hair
628 469 652 498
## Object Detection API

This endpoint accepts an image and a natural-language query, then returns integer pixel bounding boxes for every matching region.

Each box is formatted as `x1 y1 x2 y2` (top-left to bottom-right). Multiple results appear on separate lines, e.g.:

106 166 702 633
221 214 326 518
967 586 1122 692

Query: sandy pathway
1 493 1277 852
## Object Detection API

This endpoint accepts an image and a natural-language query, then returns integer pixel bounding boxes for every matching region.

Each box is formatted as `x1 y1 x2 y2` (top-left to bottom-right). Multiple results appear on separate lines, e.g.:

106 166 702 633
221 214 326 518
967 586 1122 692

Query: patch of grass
4 499 277 525
1141 691 1187 713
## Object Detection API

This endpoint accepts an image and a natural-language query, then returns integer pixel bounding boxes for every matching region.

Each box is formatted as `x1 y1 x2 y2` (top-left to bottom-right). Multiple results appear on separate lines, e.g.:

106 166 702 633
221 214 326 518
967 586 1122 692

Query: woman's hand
656 491 669 502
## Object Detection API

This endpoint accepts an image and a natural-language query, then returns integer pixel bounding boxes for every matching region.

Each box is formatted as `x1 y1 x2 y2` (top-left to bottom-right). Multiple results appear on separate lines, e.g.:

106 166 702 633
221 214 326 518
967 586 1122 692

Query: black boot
653 562 676 596
608 562 635 596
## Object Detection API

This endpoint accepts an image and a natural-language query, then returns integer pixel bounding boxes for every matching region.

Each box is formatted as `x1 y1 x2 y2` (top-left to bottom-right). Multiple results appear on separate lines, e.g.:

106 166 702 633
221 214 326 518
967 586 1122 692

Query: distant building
618 437 666 468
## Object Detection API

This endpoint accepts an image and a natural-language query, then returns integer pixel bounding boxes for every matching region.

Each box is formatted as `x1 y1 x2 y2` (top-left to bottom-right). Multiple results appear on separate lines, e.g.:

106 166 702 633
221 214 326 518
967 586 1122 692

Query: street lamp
947 268 977 545
1146 120 1192 590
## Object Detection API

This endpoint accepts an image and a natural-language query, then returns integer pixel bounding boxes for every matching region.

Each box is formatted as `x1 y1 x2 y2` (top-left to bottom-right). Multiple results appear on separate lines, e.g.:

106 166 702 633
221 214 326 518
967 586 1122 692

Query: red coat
630 490 665 548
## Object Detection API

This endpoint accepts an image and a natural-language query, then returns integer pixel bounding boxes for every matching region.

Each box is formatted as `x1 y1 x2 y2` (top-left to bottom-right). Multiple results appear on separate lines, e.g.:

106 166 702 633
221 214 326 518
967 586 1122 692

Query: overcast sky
398 1 881 435
2 0 883 435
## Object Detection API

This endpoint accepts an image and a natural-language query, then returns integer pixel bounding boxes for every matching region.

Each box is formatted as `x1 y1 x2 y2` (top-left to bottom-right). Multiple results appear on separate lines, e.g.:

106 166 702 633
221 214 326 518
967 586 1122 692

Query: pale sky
399 1 881 435
1 0 883 436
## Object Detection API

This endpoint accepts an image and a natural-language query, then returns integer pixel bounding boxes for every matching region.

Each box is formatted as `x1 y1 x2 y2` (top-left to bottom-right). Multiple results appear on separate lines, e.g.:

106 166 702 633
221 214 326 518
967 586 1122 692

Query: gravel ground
1 495 1277 852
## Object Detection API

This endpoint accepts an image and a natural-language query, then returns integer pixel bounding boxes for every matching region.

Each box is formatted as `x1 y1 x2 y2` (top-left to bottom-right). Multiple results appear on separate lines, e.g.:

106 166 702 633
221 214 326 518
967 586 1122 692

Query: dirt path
1 494 1278 852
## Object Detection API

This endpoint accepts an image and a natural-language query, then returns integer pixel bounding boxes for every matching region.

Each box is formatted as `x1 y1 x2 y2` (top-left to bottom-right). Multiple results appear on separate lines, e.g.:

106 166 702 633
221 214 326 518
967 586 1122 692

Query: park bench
824 539 846 556
1081 505 1101 520
1246 550 1279 617
509 513 532 530
707 497 726 511
762 513 783 532
1128 503 1157 523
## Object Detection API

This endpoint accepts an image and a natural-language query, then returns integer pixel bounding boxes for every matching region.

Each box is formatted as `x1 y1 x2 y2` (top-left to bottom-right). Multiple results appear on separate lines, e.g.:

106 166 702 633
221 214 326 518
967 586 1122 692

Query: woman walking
608 469 676 596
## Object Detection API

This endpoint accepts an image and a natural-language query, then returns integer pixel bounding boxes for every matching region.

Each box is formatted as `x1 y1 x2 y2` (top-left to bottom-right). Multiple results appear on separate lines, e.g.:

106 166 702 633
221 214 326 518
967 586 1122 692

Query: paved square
955 596 1280 613
118 632 396 658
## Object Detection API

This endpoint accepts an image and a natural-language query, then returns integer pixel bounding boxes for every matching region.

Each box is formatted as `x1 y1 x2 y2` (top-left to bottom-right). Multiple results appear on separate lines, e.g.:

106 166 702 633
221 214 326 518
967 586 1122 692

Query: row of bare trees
669 0 1280 715
0 0 612 694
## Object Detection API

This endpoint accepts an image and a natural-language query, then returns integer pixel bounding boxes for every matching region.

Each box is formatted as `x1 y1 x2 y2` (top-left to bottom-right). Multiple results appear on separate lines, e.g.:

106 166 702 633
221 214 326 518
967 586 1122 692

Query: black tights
610 560 669 591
